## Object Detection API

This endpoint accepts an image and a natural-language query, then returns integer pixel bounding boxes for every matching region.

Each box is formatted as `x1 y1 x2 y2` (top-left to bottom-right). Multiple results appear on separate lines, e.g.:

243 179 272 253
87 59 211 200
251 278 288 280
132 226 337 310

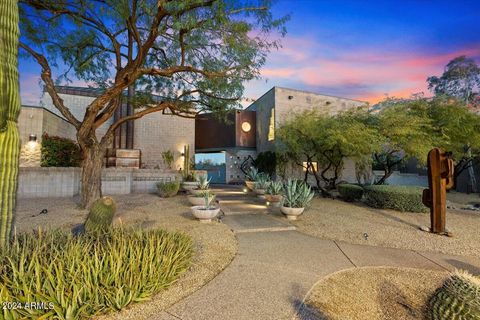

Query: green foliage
0 228 193 319
0 0 21 248
428 270 480 320
282 179 315 208
277 108 380 189
427 56 480 106
197 175 211 190
246 167 259 181
254 173 271 190
253 151 277 177
156 179 180 198
41 133 82 167
364 185 427 213
161 150 175 169
84 196 116 233
337 184 364 202
266 181 284 195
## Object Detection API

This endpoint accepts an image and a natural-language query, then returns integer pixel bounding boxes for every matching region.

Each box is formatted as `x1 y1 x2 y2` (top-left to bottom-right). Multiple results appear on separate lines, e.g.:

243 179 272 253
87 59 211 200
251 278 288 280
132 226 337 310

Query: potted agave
190 190 220 222
265 181 284 207
188 190 216 206
189 175 210 195
253 173 270 198
245 167 259 191
280 179 315 220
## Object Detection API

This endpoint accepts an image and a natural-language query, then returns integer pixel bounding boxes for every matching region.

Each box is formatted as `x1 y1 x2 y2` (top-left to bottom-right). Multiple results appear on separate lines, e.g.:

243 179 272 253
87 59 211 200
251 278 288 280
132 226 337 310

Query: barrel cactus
84 197 116 233
428 270 480 320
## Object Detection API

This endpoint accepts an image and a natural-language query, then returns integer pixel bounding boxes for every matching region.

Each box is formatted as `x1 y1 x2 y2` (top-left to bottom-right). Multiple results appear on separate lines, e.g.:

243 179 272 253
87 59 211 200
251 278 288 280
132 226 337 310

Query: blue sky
19 0 480 105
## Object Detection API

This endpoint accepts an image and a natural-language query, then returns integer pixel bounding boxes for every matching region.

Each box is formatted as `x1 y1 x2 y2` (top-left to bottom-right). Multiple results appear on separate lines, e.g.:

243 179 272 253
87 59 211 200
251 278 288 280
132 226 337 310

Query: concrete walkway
151 186 480 320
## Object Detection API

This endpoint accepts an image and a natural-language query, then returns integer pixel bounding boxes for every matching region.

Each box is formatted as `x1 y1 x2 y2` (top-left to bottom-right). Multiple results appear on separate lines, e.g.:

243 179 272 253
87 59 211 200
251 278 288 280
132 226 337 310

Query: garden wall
373 170 428 187
17 167 206 199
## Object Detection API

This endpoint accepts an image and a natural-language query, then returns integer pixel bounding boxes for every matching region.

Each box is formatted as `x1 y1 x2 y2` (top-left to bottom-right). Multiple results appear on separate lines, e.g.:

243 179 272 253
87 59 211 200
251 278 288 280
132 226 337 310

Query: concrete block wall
225 149 257 183
134 112 195 169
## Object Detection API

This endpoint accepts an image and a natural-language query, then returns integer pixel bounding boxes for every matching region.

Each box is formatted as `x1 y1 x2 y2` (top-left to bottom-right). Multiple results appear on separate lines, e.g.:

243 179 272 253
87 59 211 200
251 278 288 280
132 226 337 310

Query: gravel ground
299 267 448 320
15 194 237 320
289 197 480 258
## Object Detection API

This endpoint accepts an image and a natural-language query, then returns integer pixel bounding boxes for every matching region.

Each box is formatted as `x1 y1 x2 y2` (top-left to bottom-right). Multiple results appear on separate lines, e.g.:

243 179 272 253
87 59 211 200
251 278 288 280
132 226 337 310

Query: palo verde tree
0 0 21 248
19 0 287 208
277 109 380 194
427 97 480 190
368 99 435 185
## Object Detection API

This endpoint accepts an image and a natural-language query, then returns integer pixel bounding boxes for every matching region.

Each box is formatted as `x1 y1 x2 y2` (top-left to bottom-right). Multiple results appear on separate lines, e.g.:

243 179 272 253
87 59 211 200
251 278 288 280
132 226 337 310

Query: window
268 108 275 141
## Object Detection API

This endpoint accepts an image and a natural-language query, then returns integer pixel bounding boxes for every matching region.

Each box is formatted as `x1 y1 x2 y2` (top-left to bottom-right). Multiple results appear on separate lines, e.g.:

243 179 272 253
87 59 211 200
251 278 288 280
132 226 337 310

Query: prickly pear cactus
84 197 116 233
429 270 480 320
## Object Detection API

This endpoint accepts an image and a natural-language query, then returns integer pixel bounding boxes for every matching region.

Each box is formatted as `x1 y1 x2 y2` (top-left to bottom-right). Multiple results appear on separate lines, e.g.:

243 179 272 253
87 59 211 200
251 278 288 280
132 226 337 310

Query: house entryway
195 152 226 184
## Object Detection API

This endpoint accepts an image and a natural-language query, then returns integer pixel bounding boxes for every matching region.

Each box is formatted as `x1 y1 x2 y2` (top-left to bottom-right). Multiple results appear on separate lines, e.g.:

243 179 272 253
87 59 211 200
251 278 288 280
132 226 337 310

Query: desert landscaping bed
15 194 237 320
298 267 448 320
289 197 480 258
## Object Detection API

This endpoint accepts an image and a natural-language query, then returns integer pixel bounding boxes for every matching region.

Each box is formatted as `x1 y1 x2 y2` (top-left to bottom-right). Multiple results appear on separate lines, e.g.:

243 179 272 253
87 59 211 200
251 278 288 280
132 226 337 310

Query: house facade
18 86 367 185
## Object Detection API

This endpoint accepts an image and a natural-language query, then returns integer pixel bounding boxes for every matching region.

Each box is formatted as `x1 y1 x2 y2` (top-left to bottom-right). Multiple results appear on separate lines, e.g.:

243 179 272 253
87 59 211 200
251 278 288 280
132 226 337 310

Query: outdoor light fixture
29 134 37 142
266 201 270 206
241 121 251 133
243 187 248 193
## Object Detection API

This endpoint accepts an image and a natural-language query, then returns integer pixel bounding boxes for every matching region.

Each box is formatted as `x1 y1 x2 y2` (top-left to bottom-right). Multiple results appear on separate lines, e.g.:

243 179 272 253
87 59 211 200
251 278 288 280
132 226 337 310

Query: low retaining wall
17 167 205 198
373 170 428 187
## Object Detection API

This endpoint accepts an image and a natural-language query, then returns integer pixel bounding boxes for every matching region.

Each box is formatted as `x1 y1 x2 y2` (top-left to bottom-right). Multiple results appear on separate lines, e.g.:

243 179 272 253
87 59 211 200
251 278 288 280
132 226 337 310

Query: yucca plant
282 179 315 208
266 181 284 195
0 228 193 319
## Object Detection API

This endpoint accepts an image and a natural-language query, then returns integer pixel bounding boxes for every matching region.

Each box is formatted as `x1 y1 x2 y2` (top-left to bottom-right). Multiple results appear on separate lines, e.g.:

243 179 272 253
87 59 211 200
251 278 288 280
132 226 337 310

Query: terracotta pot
187 195 216 206
190 206 220 222
280 206 305 220
265 194 283 203
182 181 199 191
245 180 255 190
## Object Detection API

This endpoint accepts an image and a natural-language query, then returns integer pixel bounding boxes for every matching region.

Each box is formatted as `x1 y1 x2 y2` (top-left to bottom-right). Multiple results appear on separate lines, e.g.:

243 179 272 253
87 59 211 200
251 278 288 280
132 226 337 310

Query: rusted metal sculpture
422 148 454 235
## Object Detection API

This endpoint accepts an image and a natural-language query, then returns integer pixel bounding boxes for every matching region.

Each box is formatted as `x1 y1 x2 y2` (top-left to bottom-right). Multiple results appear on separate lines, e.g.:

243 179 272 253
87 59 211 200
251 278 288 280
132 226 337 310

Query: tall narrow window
267 107 275 141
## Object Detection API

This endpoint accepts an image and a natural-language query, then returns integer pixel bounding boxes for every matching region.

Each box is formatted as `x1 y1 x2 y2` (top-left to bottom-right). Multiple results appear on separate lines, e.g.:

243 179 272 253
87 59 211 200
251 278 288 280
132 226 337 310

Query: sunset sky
19 0 480 106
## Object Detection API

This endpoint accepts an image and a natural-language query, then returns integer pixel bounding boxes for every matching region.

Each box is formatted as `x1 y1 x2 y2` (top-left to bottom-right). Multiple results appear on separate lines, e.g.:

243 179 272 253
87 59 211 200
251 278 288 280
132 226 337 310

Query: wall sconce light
29 134 37 142
241 121 251 133
181 152 185 157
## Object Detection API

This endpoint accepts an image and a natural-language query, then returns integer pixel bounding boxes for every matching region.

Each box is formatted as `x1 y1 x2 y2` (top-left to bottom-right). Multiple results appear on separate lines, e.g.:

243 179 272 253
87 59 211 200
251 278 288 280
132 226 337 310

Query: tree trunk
0 0 20 249
80 145 105 209
375 167 393 185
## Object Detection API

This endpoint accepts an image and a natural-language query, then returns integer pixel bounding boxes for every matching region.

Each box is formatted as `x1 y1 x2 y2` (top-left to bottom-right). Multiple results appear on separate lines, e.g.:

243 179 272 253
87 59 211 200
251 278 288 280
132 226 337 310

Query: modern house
18 86 367 185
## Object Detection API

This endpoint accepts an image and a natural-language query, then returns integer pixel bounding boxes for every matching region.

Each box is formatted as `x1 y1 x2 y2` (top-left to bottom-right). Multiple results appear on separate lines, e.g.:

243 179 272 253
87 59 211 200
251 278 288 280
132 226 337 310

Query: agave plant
282 179 315 208
203 190 215 209
197 175 211 190
254 173 271 190
245 167 259 181
266 181 284 195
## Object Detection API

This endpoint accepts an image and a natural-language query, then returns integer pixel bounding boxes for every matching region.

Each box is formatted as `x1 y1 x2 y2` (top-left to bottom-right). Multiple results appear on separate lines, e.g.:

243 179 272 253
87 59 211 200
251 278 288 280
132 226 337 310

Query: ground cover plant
0 228 192 319
364 185 427 213
157 180 181 198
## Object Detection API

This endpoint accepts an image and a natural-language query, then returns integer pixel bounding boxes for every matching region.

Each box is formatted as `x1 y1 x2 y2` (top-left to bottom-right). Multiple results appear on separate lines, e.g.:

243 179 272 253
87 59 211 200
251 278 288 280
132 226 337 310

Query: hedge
364 185 428 213
337 184 364 202
41 133 82 167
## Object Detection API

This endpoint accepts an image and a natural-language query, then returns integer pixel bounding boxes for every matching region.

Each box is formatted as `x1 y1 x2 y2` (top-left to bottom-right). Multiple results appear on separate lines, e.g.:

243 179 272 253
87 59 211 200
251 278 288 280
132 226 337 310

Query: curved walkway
151 186 480 320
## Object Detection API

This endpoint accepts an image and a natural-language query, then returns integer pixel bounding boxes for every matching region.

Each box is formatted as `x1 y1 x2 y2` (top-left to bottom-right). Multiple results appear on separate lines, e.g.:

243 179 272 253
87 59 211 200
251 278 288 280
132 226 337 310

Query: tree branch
19 42 81 128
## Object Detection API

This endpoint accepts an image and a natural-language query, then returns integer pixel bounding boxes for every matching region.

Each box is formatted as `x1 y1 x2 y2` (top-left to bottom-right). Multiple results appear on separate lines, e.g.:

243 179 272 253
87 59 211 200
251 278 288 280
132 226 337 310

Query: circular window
241 121 251 132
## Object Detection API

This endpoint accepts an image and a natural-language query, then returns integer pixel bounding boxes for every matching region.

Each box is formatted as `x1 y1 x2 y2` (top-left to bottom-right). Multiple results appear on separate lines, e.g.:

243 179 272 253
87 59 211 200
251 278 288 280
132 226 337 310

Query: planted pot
254 188 266 195
187 195 216 206
265 194 283 207
189 188 207 195
245 180 255 190
182 181 199 191
190 206 220 222
280 206 305 220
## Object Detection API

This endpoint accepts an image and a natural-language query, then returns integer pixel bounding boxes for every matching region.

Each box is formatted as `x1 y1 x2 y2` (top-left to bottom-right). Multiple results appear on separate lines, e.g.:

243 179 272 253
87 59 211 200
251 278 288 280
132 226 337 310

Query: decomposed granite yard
15 194 237 320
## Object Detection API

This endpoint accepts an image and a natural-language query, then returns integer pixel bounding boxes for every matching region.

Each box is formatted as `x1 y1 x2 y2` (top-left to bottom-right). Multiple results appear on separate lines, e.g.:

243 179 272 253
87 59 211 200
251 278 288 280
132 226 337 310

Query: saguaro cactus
0 0 21 248
422 148 454 234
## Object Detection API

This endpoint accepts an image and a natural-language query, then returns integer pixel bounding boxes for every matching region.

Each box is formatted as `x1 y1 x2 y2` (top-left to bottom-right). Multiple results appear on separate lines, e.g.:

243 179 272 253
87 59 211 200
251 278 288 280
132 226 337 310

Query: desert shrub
253 151 277 177
364 185 427 212
0 228 192 319
156 179 180 197
41 133 82 167
337 184 364 202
